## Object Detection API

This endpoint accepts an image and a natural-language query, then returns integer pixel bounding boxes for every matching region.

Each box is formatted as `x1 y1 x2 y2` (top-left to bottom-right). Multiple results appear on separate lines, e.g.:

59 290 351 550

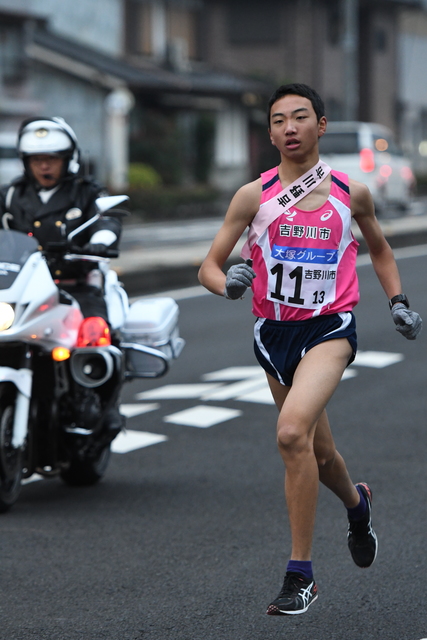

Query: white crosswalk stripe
352 350 404 368
237 386 276 405
111 430 167 453
202 366 265 381
164 405 242 428
342 369 358 380
120 403 159 417
201 377 265 401
136 383 223 400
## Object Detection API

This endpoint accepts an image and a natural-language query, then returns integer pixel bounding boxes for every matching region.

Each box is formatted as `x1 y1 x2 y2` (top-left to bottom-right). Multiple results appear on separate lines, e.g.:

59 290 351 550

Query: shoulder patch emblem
65 208 83 221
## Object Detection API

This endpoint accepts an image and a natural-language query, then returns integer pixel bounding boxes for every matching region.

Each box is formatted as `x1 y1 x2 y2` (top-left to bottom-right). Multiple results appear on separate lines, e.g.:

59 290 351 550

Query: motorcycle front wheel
60 445 111 486
0 383 22 513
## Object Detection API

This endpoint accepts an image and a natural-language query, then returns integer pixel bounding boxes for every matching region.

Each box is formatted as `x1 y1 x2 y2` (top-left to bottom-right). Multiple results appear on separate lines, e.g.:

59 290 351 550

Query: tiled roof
29 28 271 98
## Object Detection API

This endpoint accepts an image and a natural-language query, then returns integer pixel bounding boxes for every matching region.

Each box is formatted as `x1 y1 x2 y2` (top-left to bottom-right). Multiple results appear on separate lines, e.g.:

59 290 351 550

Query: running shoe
266 572 318 615
347 482 378 568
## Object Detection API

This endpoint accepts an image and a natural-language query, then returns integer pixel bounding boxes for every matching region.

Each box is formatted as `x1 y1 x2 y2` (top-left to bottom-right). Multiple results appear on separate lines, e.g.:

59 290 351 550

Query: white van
319 122 415 213
0 132 22 186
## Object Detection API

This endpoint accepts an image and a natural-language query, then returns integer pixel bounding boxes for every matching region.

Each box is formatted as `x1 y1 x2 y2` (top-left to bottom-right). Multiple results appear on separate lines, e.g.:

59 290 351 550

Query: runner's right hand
224 262 256 300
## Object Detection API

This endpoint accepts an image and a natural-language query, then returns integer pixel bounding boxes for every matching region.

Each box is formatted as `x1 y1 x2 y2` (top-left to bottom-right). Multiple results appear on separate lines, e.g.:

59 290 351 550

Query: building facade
0 0 426 193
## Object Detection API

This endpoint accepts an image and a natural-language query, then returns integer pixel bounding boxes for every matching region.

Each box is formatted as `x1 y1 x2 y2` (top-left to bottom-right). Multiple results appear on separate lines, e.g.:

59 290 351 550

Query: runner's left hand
391 303 422 340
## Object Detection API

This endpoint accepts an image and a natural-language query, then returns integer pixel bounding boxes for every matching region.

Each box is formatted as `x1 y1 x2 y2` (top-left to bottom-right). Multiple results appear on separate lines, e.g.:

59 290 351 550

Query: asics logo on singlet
285 210 333 222
320 210 333 221
285 210 299 221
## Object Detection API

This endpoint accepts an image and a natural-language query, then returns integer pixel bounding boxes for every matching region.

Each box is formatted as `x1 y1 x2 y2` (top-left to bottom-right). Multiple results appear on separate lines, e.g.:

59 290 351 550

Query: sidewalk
111 211 427 295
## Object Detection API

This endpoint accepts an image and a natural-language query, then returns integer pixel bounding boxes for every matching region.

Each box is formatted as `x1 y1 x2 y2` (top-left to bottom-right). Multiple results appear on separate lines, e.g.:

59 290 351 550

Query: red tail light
77 317 111 347
400 165 414 183
359 148 375 173
379 164 392 178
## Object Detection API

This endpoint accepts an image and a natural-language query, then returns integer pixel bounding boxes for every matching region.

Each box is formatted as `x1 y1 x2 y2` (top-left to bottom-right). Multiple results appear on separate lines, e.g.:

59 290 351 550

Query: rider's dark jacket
0 173 123 320
0 173 121 251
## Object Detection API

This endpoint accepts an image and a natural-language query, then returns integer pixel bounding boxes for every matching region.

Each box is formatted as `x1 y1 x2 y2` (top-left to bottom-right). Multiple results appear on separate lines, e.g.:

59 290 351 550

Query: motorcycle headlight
0 303 15 331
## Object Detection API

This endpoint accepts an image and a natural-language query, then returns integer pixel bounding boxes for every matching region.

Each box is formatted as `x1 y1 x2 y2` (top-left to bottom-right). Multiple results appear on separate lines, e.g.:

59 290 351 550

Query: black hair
267 83 325 126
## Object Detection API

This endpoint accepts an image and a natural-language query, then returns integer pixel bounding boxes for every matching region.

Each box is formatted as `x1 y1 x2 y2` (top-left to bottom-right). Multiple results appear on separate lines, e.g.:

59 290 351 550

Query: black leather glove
82 243 109 257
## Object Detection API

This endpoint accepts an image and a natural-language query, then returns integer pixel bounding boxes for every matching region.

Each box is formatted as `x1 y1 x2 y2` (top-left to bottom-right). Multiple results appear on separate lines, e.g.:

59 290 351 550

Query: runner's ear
318 116 327 137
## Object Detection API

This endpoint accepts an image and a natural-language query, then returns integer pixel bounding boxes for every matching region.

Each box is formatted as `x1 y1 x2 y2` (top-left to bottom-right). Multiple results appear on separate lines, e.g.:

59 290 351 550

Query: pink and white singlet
247 167 360 321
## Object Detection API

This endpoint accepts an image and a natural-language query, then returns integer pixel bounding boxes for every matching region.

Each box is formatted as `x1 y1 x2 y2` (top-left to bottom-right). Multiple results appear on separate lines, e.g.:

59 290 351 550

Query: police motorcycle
0 195 184 512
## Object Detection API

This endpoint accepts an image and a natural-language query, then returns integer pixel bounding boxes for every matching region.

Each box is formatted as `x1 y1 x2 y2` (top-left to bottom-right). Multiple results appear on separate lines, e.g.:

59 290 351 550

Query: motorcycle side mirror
95 195 129 215
68 195 130 242
121 343 169 379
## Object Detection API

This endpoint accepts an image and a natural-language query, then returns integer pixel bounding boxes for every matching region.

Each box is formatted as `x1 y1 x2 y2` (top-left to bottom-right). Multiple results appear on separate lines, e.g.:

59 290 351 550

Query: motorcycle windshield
0 230 39 290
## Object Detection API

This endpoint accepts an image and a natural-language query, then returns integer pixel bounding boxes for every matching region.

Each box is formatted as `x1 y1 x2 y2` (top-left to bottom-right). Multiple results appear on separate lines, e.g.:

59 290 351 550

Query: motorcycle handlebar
43 242 119 259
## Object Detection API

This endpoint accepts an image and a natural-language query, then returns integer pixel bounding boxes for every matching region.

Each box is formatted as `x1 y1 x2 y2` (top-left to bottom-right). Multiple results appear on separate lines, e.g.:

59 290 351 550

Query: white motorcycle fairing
0 250 83 350
0 231 84 456
0 365 32 448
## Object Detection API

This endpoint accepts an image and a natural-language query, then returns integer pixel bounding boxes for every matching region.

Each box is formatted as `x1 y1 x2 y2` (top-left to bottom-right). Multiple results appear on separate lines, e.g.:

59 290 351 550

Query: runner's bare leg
266 338 359 560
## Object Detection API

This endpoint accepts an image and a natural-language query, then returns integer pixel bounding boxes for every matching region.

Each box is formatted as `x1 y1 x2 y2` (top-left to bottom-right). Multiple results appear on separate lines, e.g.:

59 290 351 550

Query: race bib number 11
267 245 338 309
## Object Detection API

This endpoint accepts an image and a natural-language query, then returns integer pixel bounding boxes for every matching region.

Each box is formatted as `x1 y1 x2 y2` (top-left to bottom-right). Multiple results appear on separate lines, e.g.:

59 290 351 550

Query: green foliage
194 114 215 184
129 107 216 187
128 163 162 189
129 108 185 185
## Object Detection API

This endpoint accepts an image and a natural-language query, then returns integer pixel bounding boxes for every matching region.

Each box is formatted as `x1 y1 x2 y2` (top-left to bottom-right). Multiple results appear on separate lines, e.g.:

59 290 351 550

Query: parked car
319 121 415 214
0 132 22 186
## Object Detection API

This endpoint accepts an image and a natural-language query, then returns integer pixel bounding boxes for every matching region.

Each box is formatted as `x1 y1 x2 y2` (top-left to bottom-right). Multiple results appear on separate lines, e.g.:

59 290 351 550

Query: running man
198 83 422 615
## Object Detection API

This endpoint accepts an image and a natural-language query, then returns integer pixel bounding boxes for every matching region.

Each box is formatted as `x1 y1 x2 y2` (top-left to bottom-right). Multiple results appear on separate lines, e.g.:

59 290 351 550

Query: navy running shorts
253 311 357 387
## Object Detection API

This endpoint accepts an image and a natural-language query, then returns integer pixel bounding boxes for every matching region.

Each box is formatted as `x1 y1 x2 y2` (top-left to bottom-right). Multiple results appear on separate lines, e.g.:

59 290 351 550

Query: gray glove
391 303 422 340
224 262 256 300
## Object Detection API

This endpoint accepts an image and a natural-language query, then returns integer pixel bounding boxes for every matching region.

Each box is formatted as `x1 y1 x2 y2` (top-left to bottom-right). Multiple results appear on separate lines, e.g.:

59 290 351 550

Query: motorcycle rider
0 116 125 440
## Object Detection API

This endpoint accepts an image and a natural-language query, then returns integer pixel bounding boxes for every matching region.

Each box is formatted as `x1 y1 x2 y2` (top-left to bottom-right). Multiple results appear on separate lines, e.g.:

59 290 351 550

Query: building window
374 27 387 52
125 0 200 60
168 6 199 59
326 0 342 47
420 108 427 140
0 24 25 84
228 1 281 45
325 98 343 121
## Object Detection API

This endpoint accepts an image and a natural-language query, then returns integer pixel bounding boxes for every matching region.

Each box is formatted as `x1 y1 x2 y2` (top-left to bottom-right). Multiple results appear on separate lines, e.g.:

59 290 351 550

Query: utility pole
105 87 135 191
342 0 359 121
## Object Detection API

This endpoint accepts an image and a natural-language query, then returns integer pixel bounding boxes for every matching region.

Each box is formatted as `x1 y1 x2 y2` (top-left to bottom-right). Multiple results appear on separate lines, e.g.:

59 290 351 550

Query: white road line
341 369 358 380
357 242 427 267
136 383 223 400
164 405 242 428
120 403 159 417
237 386 276 405
111 430 167 453
202 377 266 401
352 350 404 368
202 366 265 381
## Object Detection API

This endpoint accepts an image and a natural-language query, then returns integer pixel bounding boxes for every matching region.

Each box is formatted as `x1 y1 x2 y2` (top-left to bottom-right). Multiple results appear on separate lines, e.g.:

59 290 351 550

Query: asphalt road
2 249 427 640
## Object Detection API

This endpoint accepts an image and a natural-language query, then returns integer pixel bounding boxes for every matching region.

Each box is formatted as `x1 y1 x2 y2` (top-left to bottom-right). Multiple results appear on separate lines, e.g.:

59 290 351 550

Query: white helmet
18 117 80 174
